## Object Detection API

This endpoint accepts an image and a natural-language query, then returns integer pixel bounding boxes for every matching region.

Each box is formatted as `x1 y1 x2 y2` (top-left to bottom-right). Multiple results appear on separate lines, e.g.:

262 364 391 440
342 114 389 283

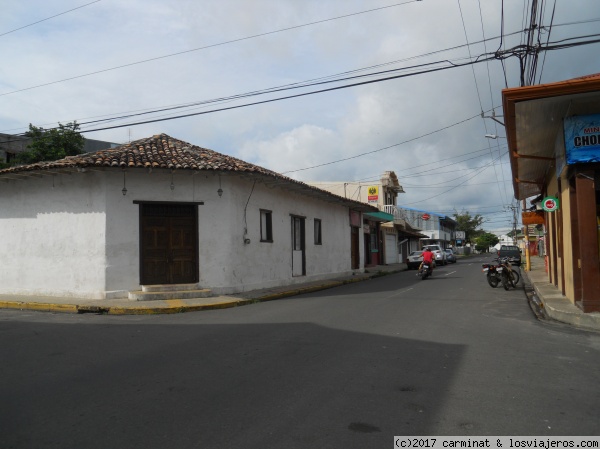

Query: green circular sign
542 196 559 212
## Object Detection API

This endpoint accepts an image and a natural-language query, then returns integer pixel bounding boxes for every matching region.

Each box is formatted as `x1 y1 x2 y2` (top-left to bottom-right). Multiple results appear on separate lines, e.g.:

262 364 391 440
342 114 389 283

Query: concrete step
128 289 213 301
141 283 200 293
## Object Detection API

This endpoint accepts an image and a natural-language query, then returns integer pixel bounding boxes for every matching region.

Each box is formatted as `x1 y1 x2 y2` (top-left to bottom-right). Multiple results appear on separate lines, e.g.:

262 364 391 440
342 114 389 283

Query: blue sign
564 114 600 165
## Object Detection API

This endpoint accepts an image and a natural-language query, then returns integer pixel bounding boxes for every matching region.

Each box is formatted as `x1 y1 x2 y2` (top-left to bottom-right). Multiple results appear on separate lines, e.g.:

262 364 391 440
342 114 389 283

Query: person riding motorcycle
420 247 435 273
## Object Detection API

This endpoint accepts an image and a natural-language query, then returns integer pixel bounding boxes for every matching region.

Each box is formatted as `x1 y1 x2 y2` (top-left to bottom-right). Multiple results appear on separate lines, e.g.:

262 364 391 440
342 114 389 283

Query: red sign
542 196 559 212
422 213 431 220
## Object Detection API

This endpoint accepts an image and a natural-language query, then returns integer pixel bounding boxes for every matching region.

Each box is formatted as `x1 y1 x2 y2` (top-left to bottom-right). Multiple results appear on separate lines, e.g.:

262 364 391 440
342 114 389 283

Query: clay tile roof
0 133 285 176
0 133 378 212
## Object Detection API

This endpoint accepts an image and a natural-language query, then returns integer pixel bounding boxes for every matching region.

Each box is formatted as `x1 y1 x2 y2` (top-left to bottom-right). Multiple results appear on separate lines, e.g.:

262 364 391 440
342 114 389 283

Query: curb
0 301 79 314
521 270 600 333
0 272 391 316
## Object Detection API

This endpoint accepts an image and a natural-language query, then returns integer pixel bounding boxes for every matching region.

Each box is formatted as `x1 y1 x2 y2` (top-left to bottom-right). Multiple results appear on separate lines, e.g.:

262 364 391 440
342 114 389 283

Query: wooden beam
513 151 554 161
515 178 543 185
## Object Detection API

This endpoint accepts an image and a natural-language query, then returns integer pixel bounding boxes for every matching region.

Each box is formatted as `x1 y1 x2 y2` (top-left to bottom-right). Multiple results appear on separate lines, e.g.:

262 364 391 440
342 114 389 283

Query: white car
422 245 447 265
406 251 424 270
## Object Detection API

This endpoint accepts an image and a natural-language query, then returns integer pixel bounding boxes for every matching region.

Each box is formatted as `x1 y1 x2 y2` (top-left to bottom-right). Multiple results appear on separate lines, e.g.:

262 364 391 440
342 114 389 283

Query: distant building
307 172 427 266
394 206 457 251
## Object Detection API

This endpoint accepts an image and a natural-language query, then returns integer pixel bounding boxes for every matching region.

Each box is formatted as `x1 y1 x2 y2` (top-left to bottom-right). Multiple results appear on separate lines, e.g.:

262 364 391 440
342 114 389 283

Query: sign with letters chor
563 114 600 165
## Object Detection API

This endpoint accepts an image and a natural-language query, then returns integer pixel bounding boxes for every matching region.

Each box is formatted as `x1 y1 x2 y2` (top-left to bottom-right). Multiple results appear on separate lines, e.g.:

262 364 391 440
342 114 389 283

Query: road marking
445 271 457 276
385 287 414 299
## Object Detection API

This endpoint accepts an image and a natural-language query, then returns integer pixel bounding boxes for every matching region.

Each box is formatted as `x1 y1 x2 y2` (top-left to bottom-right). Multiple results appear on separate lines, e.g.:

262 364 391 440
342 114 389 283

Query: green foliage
452 209 485 243
16 122 85 164
475 232 499 252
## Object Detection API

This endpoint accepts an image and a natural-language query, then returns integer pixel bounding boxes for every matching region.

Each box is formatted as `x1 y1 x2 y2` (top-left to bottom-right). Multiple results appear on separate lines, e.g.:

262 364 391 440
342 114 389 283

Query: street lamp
484 134 506 139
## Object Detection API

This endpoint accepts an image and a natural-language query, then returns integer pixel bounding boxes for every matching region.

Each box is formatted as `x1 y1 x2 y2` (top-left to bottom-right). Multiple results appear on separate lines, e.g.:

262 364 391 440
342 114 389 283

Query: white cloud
2 0 599 230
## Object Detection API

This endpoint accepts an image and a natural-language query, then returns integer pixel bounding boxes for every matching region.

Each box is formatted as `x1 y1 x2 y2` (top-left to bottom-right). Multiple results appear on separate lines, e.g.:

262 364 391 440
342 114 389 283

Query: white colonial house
0 134 377 300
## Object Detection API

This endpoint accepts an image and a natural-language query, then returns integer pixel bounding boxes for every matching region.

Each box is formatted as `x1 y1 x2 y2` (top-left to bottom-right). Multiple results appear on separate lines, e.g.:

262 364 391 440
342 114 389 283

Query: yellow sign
367 186 379 203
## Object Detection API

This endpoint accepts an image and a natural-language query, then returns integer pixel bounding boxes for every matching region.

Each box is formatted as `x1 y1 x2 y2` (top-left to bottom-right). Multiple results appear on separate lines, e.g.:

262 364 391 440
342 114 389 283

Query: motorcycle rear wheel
487 273 499 288
509 270 520 286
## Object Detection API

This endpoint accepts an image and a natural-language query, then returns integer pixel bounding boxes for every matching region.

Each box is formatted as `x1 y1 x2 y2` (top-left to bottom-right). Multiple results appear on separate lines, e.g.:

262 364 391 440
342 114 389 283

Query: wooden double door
140 203 198 285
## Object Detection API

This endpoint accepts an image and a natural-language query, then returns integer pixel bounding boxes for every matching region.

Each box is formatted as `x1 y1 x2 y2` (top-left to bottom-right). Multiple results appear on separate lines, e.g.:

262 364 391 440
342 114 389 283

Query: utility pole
506 205 518 244
522 199 530 271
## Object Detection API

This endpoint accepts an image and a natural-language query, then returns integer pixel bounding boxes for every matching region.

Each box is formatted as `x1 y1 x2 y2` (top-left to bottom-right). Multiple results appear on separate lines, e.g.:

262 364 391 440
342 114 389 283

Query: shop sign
564 114 600 165
542 196 560 212
422 213 431 220
367 186 379 203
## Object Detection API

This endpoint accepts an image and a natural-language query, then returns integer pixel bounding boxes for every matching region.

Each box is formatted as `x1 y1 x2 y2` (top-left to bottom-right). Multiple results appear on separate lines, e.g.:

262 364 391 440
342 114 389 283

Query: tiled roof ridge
0 133 378 212
0 133 283 177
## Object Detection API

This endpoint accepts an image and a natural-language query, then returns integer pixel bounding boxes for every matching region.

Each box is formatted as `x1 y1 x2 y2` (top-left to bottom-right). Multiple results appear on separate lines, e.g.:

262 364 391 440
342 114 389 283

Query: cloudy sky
2 0 599 234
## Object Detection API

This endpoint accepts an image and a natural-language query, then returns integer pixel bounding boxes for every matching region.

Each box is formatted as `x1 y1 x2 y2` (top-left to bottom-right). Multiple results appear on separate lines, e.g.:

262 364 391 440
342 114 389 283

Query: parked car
497 245 522 266
444 248 457 263
406 251 424 269
422 245 447 265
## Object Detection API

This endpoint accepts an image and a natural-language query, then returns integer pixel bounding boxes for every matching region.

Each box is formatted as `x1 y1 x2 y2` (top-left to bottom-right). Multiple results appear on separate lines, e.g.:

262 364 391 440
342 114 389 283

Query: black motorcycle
482 261 501 288
418 262 433 280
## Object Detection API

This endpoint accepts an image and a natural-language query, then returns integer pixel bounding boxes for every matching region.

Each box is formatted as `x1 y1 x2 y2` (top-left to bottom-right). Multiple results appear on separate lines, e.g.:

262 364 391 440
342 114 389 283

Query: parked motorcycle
498 257 520 290
482 257 520 289
418 263 433 280
481 261 502 288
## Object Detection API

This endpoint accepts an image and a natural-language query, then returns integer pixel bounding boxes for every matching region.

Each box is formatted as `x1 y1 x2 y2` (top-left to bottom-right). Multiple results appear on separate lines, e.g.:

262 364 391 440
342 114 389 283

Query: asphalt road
2 257 600 449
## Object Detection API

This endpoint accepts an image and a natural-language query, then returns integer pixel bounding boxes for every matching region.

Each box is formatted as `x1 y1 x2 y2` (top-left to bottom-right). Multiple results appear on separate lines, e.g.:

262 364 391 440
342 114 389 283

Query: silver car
444 248 457 263
422 245 447 265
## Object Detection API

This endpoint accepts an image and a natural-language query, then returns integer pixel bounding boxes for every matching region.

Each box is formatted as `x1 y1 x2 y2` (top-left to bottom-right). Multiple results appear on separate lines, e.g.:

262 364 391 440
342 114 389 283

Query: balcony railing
382 204 403 220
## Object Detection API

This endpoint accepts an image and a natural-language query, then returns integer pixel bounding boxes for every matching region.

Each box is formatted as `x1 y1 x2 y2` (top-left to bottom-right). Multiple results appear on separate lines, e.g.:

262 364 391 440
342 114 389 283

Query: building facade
503 74 600 312
0 134 377 300
307 171 427 266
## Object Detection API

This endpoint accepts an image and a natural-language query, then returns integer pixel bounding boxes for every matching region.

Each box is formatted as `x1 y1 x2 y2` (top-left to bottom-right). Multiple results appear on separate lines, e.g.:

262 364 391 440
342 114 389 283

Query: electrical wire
281 112 482 175
0 0 101 38
0 0 420 97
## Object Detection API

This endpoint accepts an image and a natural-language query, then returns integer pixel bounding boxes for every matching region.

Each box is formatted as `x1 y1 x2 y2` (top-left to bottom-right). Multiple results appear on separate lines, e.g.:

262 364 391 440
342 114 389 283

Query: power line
69 56 496 135
402 151 507 206
281 112 482 175
0 0 420 97
0 0 101 38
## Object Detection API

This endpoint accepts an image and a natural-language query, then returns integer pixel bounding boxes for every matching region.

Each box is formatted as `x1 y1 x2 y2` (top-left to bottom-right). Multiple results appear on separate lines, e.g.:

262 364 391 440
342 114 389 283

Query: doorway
291 216 306 277
139 203 198 285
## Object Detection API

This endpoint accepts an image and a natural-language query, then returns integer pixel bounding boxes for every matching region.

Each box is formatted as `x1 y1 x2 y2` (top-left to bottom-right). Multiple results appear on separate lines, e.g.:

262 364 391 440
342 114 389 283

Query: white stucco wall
1 168 363 299
0 172 108 298
103 170 359 295
199 176 357 293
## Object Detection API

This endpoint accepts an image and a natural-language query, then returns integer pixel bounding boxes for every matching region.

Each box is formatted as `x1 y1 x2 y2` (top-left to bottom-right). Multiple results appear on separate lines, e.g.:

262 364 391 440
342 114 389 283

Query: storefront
502 74 600 312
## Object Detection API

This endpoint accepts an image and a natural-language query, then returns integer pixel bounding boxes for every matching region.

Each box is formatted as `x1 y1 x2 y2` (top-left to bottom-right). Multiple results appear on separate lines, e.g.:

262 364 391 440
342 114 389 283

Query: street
2 257 600 449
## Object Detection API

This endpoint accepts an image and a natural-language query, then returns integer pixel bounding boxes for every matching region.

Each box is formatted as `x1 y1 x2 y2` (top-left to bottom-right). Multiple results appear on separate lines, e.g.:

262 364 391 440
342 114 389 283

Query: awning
363 211 394 222
502 74 600 200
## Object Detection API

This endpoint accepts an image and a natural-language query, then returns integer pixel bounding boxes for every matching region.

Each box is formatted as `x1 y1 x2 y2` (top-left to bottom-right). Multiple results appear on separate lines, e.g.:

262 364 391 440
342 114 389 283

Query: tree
16 122 85 164
474 232 500 252
452 210 485 243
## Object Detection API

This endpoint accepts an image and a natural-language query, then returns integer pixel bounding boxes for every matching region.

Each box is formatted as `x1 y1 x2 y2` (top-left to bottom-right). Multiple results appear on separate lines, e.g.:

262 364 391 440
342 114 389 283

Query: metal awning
502 74 600 200
363 211 394 222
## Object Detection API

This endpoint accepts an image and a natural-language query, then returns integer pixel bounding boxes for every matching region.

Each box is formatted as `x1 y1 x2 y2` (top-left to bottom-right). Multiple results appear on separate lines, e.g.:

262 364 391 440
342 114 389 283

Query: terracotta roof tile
0 133 378 213
0 134 285 177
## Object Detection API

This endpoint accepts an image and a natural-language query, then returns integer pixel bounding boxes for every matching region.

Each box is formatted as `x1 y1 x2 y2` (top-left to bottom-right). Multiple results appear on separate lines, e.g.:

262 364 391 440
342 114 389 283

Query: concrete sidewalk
522 255 600 332
0 264 405 315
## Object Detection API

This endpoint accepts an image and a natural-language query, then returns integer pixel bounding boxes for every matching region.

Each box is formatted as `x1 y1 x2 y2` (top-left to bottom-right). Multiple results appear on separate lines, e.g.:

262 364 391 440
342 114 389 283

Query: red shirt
422 251 435 264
